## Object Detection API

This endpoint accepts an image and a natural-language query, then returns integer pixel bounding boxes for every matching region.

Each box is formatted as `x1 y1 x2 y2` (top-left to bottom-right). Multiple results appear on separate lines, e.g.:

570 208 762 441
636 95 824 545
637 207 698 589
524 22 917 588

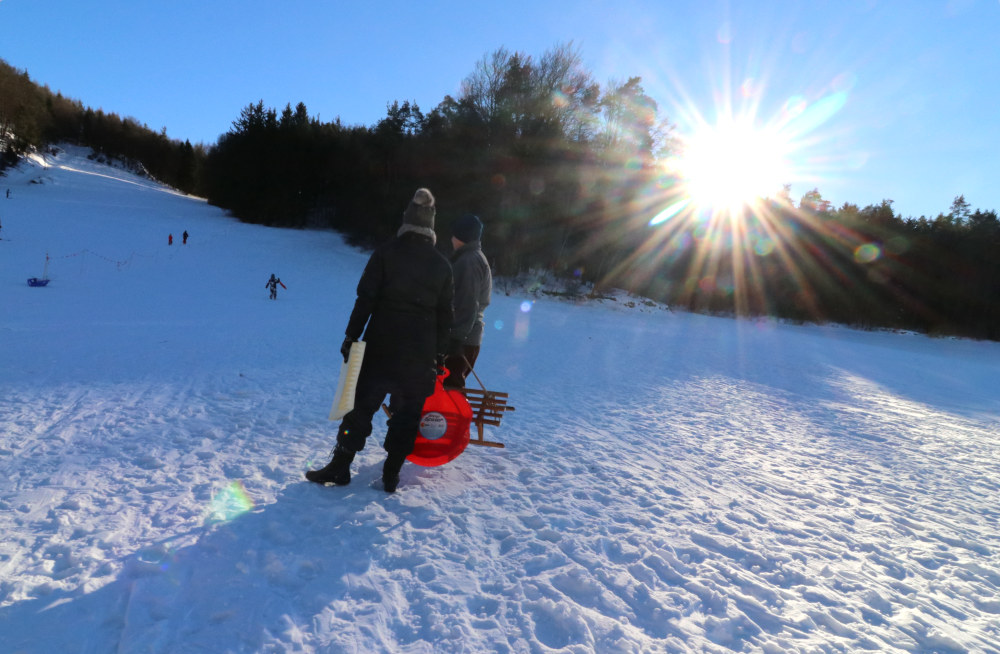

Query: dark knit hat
402 187 436 229
452 213 483 243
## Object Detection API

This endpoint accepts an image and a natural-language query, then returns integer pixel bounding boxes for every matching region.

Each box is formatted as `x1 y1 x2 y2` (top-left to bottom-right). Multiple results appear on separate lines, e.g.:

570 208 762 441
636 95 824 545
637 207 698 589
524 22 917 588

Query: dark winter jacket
449 240 492 348
346 231 454 396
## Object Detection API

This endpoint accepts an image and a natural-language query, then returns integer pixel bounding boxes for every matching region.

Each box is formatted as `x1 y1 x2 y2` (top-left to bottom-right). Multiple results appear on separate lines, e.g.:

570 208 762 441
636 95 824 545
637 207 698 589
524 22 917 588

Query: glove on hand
341 337 356 363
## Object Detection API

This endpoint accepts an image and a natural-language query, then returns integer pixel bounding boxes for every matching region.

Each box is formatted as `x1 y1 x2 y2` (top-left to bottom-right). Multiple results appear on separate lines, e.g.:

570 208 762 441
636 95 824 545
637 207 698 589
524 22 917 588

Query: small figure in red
168 234 173 245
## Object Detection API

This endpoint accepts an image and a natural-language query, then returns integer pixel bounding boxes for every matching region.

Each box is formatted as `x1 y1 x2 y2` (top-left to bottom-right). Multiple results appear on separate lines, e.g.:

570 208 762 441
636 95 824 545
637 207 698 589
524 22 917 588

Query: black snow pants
335 372 428 457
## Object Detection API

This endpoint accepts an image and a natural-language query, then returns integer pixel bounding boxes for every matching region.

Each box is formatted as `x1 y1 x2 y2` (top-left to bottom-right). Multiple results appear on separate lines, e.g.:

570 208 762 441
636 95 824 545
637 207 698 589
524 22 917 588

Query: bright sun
677 120 791 213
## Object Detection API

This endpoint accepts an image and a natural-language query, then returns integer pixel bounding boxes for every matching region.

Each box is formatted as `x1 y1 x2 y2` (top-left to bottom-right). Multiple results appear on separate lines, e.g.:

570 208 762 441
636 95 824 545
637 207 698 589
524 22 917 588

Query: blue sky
3 0 998 218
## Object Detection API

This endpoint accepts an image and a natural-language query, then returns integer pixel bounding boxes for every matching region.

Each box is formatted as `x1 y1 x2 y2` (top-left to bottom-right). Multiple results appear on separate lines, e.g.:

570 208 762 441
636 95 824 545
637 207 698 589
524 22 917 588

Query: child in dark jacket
266 274 286 299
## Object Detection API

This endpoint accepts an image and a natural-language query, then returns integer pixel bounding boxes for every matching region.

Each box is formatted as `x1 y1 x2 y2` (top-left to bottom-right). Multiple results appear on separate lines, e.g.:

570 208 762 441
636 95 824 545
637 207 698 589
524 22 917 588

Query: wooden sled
460 386 513 448
460 367 515 449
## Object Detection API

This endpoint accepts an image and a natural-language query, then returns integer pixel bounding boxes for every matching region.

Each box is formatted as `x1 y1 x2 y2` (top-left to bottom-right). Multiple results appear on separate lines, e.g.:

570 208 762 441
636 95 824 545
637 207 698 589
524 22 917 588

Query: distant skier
183 230 189 244
266 273 286 299
168 233 173 245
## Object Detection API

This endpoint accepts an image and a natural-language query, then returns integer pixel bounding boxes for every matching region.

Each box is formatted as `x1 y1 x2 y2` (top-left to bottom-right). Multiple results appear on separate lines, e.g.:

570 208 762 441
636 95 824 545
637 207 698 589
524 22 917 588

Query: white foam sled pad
329 340 366 421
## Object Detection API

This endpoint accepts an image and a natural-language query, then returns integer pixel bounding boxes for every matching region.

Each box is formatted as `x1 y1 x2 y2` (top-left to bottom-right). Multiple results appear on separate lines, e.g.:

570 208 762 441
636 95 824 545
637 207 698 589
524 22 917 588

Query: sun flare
676 120 791 214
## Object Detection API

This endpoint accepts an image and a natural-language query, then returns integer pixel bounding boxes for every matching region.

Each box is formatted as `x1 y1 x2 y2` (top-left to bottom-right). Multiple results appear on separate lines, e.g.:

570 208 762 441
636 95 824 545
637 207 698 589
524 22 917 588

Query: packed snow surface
2 147 999 653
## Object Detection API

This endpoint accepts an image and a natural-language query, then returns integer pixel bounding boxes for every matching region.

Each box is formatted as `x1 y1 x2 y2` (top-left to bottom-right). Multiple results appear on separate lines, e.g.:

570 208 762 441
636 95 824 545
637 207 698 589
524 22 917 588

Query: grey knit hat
402 188 435 229
398 188 437 243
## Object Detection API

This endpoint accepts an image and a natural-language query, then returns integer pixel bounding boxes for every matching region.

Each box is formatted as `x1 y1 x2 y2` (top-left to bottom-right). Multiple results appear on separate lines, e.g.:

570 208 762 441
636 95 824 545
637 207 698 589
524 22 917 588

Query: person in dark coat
443 213 492 389
306 187 454 493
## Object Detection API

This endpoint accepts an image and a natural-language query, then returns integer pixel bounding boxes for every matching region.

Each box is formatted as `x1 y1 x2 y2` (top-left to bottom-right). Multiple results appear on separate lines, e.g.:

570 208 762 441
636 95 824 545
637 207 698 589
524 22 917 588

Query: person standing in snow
168 233 173 245
266 273 286 299
443 214 492 389
306 188 453 493
183 230 189 244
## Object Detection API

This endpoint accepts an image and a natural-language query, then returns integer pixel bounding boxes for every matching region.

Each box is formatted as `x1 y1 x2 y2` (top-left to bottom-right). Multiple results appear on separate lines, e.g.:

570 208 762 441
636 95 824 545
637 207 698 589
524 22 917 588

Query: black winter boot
305 445 355 486
381 452 407 493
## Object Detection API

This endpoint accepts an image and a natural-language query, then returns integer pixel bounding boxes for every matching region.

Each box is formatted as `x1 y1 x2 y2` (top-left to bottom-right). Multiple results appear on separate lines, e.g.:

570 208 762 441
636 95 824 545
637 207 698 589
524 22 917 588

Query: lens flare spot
655 174 677 190
670 232 692 252
206 481 254 524
847 151 870 170
854 243 881 264
783 91 848 138
831 72 858 93
754 237 776 256
493 319 504 330
520 301 533 313
514 313 530 342
717 22 732 44
650 198 691 226
741 78 760 98
782 96 808 121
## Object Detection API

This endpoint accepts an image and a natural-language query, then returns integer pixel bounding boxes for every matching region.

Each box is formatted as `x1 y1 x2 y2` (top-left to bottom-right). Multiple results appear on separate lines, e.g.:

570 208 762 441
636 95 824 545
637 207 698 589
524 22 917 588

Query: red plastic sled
407 370 473 467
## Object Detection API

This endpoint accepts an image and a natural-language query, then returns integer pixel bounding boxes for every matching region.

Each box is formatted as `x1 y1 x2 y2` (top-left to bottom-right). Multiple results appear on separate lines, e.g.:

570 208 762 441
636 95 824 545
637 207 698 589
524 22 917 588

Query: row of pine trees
2 47 998 340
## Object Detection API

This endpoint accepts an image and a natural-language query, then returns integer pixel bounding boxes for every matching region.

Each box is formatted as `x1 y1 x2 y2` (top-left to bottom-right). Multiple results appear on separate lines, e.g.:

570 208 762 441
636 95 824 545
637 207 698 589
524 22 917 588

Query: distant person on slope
266 274 286 300
443 213 492 389
306 188 453 493
183 230 189 244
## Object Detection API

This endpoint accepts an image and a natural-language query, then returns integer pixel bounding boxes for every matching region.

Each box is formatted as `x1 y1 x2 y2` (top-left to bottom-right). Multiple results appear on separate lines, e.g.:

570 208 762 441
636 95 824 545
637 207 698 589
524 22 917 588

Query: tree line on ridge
1 46 997 340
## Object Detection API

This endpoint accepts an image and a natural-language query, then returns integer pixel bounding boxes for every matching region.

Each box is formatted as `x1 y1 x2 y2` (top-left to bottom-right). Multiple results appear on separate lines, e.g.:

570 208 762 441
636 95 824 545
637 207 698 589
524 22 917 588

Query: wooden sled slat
461 386 514 448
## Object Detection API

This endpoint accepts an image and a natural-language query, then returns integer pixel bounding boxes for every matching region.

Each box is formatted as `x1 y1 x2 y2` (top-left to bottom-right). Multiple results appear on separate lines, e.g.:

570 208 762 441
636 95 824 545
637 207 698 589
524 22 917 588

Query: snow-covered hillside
2 147 999 653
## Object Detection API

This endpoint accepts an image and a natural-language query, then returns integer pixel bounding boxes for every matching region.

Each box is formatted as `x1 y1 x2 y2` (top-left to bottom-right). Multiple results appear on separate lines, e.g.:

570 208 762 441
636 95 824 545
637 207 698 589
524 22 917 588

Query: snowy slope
2 146 1000 653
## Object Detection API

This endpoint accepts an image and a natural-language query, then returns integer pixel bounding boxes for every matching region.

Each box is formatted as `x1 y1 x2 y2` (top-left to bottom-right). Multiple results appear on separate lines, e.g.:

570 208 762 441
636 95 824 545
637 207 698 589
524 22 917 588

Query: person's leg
443 345 480 388
462 344 480 372
382 392 423 456
380 391 427 492
442 353 464 388
335 384 385 452
306 378 386 485
304 442 355 485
